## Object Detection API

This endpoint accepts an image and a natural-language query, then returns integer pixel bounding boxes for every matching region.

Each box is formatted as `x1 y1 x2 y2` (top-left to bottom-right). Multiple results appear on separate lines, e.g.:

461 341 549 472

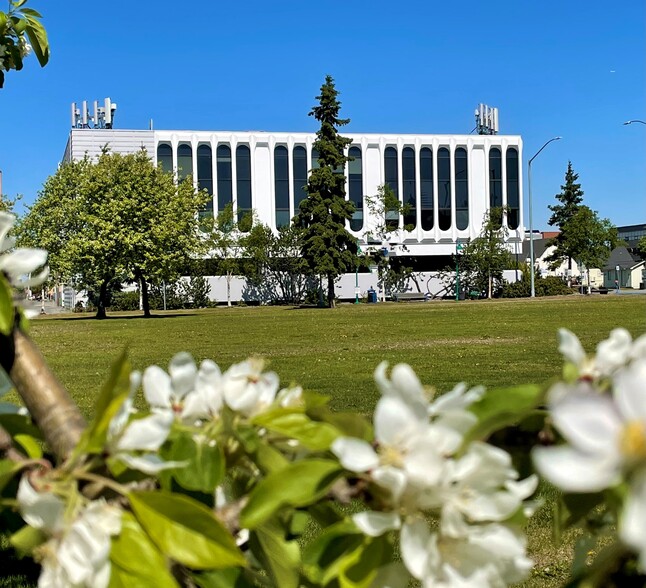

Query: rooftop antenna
475 104 499 135
70 98 117 129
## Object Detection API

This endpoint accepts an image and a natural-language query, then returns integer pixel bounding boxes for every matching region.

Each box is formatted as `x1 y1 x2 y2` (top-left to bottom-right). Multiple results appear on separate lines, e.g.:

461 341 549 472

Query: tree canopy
17 150 208 318
294 76 358 308
561 205 618 272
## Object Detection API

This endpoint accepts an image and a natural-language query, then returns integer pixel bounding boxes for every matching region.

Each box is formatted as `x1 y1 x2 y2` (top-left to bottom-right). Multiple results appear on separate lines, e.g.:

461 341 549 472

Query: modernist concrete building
63 127 525 270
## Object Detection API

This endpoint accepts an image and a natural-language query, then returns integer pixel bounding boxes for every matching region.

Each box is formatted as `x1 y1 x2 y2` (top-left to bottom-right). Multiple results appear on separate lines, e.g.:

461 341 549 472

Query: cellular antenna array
475 103 498 135
71 98 117 129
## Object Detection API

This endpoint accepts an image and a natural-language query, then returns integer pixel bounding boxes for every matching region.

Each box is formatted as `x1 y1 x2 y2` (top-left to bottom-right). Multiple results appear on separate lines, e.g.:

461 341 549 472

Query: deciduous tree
17 150 207 318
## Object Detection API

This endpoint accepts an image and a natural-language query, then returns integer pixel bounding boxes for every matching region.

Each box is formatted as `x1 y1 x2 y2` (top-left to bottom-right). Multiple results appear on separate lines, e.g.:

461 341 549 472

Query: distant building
63 126 525 271
602 246 645 290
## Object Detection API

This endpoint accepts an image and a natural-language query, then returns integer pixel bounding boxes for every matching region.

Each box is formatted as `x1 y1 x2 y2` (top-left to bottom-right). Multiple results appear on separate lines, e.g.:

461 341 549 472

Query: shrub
109 290 140 311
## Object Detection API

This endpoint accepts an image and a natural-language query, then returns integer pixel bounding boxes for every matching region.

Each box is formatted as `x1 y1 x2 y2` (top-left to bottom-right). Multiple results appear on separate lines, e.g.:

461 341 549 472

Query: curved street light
528 136 562 298
623 120 646 125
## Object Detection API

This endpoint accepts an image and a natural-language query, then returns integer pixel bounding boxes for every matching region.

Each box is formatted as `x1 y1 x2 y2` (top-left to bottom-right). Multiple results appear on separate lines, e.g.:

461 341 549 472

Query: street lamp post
355 242 362 304
528 136 562 298
455 242 463 301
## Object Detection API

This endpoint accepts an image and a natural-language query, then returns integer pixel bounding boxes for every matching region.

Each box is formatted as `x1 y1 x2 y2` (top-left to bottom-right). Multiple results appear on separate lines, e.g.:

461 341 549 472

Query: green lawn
11 295 646 587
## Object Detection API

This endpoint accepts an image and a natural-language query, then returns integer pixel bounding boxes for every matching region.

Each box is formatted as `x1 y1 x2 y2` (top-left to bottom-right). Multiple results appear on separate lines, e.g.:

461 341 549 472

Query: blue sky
1 0 644 230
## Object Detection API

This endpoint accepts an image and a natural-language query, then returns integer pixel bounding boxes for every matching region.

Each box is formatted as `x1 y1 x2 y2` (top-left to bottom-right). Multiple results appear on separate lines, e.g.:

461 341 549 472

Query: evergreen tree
294 75 358 308
546 161 584 270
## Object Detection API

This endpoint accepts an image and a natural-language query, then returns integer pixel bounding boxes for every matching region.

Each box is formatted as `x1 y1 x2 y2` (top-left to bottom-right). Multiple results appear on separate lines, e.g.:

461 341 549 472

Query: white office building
63 126 524 270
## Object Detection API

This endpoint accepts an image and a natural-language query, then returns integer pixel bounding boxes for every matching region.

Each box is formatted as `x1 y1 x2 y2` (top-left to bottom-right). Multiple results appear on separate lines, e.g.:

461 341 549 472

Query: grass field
9 295 646 586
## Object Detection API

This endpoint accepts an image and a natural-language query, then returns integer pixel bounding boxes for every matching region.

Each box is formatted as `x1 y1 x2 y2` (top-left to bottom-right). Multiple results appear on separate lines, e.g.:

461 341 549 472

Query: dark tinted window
177 144 193 182
348 146 363 231
420 147 433 230
455 147 468 230
216 144 233 213
438 147 451 231
489 147 503 225
293 146 308 214
506 148 520 229
274 145 290 228
385 146 399 230
236 145 252 229
157 143 172 173
197 144 213 219
402 147 416 230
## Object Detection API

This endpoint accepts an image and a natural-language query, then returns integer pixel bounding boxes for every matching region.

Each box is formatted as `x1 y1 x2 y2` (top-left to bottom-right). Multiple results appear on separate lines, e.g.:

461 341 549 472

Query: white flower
17 476 121 588
439 442 537 537
401 518 531 588
558 328 637 382
277 385 303 408
107 371 184 474
222 358 279 417
18 37 31 58
143 352 223 423
0 212 48 288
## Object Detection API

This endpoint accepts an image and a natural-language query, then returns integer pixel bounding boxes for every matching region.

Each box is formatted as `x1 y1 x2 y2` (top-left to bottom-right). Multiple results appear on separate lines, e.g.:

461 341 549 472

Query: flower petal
400 518 431 580
169 352 198 399
614 359 646 422
142 365 172 408
558 328 586 365
532 446 620 492
116 411 173 451
375 396 425 447
353 511 401 537
117 453 187 474
331 437 379 472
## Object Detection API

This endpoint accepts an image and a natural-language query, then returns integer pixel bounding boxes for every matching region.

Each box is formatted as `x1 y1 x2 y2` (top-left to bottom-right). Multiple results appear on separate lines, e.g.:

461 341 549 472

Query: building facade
63 128 524 266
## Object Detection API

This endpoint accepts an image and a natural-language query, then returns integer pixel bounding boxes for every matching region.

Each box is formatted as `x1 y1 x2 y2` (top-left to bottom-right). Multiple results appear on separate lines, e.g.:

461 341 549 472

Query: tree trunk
136 270 151 317
327 275 336 308
10 329 86 461
95 279 109 319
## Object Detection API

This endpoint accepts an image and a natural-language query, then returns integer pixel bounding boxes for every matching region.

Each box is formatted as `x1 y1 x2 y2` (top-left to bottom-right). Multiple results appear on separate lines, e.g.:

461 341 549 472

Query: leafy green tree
561 206 617 286
637 235 646 260
461 208 513 298
363 184 414 300
17 150 207 318
294 75 358 308
204 203 244 307
0 1 49 88
546 161 584 270
241 222 312 304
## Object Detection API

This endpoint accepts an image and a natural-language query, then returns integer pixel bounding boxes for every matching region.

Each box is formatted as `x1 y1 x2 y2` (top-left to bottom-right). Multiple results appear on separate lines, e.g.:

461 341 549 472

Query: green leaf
302 520 363 584
129 490 246 570
24 18 49 67
252 408 340 450
0 277 14 336
0 459 23 493
0 366 12 397
250 523 300 588
0 413 42 439
77 351 131 455
466 384 545 441
193 568 255 588
10 525 46 557
0 12 7 31
253 442 289 474
166 432 224 493
307 404 373 441
240 459 343 530
110 512 178 588
13 434 41 459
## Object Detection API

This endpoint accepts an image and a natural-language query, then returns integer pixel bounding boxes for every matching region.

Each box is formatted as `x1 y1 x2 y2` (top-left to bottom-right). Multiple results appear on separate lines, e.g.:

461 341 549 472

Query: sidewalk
24 299 72 316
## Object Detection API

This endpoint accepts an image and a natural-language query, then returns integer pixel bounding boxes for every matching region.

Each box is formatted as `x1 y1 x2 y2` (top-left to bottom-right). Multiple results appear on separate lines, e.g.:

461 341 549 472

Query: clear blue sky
1 0 644 230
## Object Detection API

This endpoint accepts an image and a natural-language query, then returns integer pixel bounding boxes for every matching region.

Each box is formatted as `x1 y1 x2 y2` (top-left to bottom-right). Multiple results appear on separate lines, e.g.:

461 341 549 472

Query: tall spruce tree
295 75 358 308
545 161 584 270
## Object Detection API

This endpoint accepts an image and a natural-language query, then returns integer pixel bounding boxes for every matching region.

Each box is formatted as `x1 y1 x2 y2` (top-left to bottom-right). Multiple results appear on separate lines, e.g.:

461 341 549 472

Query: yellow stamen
620 421 646 461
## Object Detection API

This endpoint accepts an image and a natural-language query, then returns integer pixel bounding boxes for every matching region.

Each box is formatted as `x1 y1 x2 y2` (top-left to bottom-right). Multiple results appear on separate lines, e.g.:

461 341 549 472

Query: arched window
489 147 503 225
384 146 399 230
311 148 319 170
177 144 193 182
236 145 252 230
402 147 416 230
216 144 232 214
506 148 520 229
455 147 469 230
438 147 451 231
274 145 290 228
420 147 434 230
293 146 308 214
197 144 213 219
157 143 172 173
348 146 363 232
